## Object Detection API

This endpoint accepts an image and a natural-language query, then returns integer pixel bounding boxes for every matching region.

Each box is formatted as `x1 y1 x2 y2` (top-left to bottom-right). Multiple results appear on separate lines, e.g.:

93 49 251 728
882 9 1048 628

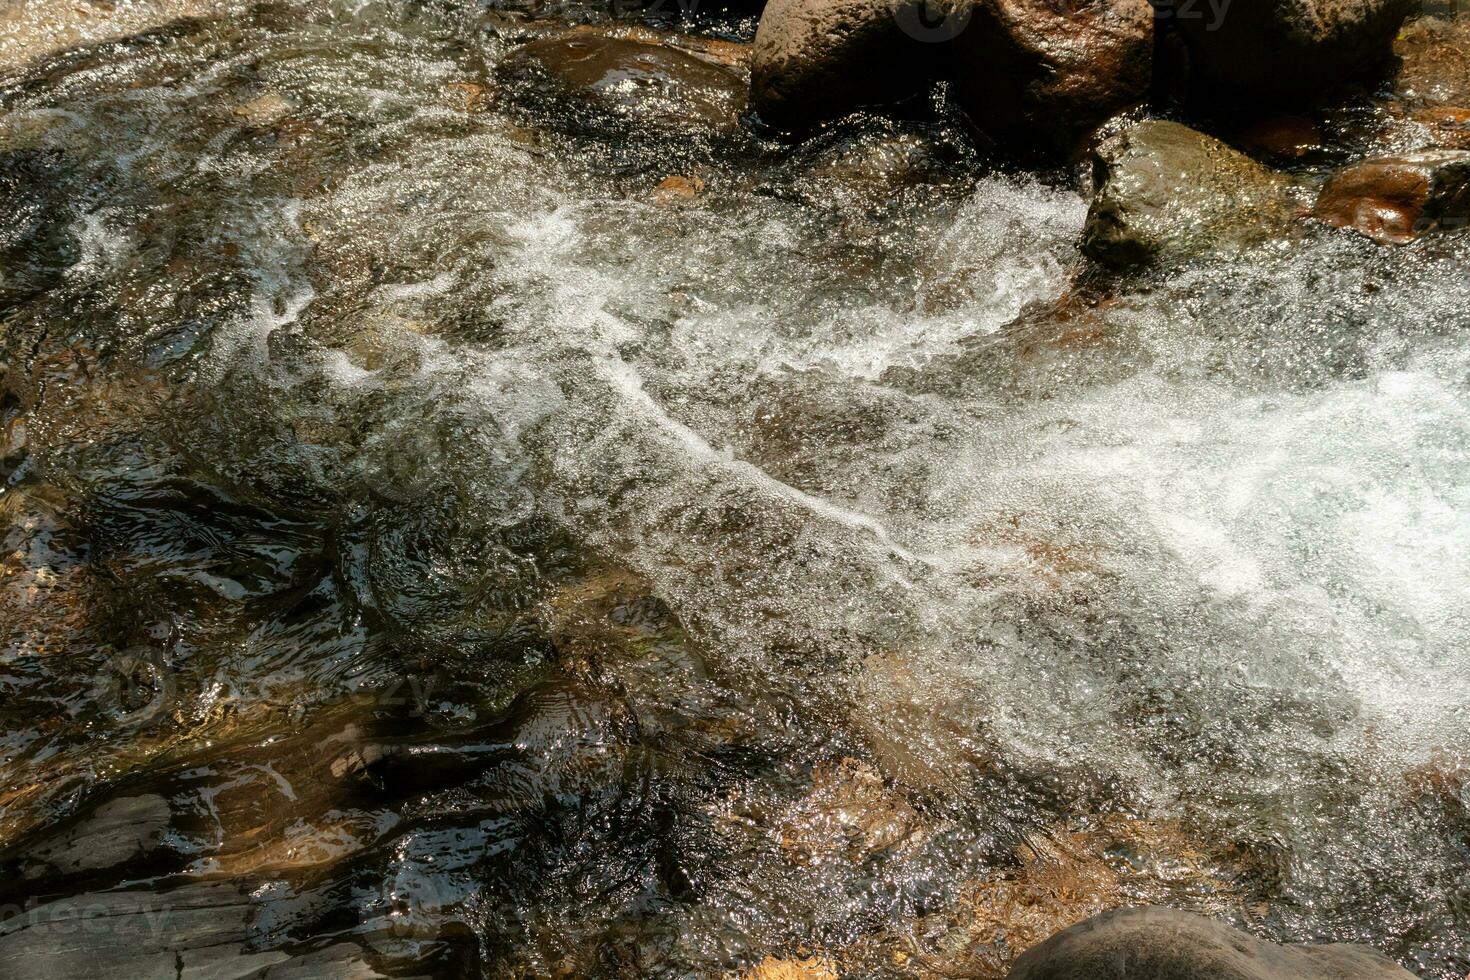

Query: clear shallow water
1 1 1468 976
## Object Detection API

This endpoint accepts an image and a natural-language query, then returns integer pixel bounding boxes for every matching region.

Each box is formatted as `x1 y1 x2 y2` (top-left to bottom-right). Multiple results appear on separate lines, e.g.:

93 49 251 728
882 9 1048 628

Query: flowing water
1 1 1468 976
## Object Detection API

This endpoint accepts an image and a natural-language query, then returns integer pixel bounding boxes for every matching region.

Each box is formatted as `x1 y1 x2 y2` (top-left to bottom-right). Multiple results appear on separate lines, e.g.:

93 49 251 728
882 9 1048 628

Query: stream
1 0 1468 976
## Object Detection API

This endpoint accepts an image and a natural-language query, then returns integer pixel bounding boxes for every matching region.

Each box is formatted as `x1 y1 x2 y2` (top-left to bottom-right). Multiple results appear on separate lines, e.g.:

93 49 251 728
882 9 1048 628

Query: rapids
1 0 1467 976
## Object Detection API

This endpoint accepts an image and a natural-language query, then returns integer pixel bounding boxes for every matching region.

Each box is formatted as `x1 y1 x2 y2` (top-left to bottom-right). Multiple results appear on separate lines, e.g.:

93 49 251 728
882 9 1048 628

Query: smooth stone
1083 119 1304 267
749 0 934 131
20 794 170 880
1314 150 1470 244
0 882 387 979
506 32 747 132
1005 906 1416 980
950 0 1154 155
1165 0 1415 105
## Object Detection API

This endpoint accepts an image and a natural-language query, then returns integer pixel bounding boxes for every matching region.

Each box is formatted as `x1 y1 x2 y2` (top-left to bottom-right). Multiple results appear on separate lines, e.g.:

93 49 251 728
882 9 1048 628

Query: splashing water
1 1 1468 976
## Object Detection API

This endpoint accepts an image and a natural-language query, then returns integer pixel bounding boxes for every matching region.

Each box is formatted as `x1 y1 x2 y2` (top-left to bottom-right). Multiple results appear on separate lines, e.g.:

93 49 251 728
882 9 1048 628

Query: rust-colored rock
950 0 1154 154
650 174 706 203
1314 151 1470 244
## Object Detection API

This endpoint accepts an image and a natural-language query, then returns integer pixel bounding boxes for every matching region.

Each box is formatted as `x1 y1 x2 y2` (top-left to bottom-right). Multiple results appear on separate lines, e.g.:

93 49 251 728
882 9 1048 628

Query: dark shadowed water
1 1 1468 976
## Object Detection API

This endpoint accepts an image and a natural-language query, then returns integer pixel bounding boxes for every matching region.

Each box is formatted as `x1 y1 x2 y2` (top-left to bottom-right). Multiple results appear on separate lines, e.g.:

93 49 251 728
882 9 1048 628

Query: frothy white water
19 0 1462 962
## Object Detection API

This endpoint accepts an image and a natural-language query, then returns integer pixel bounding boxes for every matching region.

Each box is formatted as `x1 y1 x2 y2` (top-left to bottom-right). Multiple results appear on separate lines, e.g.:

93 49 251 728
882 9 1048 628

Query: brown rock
776 758 926 865
950 0 1154 155
445 81 490 113
232 93 292 127
750 0 934 131
506 33 747 131
741 955 841 980
650 174 706 203
1238 114 1323 159
1394 16 1470 107
1314 151 1470 244
1167 0 1415 106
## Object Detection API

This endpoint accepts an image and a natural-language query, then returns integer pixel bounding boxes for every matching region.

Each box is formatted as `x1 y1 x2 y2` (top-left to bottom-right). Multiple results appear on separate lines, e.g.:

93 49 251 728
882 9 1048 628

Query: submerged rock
506 31 747 132
1166 0 1415 106
649 173 706 203
1005 906 1415 980
1083 119 1304 267
741 955 840 979
950 0 1154 155
231 93 293 127
749 0 932 131
1314 150 1470 244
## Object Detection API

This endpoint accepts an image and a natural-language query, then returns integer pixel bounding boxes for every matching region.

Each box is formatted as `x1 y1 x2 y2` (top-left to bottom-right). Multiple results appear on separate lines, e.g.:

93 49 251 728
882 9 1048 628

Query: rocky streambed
1 0 1468 977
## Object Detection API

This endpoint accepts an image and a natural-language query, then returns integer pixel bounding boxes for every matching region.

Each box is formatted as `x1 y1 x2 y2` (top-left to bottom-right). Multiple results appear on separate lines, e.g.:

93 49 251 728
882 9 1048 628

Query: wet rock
1005 906 1415 980
0 0 225 75
750 0 932 131
776 758 926 864
0 882 388 979
1314 151 1470 244
650 173 706 203
883 816 1247 977
1166 0 1415 106
1237 114 1323 159
1394 16 1470 108
742 955 840 979
1083 119 1304 267
950 0 1154 156
1409 106 1470 150
505 31 747 132
20 795 170 881
231 93 292 127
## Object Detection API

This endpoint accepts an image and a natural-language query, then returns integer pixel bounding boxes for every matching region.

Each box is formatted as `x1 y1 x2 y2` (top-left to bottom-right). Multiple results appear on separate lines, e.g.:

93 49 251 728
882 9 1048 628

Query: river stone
750 0 933 131
1167 0 1415 105
1083 119 1303 267
506 33 746 132
1394 16 1470 107
950 0 1154 155
1005 906 1416 980
1314 150 1470 244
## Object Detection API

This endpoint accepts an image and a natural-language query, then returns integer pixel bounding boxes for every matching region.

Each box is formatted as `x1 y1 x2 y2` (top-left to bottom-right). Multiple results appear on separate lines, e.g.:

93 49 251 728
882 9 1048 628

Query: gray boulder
1167 0 1416 105
1007 906 1417 980
1083 119 1305 267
